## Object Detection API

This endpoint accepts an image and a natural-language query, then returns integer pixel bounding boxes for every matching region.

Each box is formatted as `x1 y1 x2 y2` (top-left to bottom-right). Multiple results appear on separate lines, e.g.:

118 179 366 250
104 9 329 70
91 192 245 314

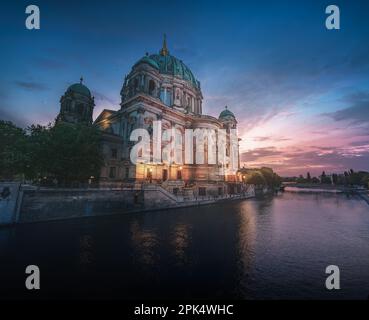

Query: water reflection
237 201 257 267
130 220 158 266
79 235 94 265
171 223 190 266
0 192 368 299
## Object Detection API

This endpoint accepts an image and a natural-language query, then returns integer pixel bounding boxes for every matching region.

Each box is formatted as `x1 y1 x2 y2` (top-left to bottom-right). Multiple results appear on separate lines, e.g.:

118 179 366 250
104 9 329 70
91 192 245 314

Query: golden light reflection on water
130 220 158 266
171 223 190 266
237 201 258 275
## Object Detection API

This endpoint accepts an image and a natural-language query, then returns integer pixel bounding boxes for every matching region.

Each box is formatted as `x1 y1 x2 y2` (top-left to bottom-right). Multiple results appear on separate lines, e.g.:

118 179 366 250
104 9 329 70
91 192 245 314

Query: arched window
65 101 71 112
133 78 139 93
148 80 155 95
76 104 84 115
160 88 172 106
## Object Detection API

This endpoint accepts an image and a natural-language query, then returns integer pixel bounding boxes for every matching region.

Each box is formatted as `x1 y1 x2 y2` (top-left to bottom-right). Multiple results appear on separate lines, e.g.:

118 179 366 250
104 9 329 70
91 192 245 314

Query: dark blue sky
1 0 369 175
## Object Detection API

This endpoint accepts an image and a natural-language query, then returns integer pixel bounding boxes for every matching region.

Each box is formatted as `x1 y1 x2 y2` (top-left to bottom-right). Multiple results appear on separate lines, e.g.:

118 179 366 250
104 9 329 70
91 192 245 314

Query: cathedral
57 37 243 196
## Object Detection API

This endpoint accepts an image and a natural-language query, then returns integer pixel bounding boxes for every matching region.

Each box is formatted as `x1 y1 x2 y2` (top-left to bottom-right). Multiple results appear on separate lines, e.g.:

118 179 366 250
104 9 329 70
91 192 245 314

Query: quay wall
0 182 21 225
0 184 255 225
18 188 144 223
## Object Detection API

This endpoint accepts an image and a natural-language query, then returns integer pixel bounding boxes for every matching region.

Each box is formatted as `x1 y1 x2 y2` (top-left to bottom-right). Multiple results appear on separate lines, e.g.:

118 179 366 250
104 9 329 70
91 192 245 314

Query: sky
1 0 369 176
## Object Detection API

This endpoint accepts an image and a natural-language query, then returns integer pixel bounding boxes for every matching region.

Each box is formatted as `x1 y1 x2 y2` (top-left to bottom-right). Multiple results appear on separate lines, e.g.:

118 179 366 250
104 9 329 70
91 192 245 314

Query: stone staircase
161 180 185 195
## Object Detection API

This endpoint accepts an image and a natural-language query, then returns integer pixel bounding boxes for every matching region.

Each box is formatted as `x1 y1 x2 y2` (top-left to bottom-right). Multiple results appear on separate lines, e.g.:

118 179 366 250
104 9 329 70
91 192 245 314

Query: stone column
137 107 145 128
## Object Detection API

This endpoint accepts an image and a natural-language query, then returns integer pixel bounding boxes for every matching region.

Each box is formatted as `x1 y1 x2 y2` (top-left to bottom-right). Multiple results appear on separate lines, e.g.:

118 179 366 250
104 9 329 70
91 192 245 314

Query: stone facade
58 37 242 197
57 77 95 125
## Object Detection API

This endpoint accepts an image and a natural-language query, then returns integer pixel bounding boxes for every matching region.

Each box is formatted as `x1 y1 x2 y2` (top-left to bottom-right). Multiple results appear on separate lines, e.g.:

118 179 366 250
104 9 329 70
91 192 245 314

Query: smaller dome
67 78 91 97
219 106 235 119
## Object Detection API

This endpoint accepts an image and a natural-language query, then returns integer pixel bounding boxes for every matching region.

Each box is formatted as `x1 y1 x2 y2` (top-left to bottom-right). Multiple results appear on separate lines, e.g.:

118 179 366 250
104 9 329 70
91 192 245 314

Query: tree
311 177 320 183
28 123 103 185
306 172 311 182
348 170 368 186
0 121 28 180
239 167 281 188
245 171 266 186
26 124 53 179
260 167 275 187
272 172 282 187
297 174 306 183
361 174 369 189
320 171 331 184
332 173 338 185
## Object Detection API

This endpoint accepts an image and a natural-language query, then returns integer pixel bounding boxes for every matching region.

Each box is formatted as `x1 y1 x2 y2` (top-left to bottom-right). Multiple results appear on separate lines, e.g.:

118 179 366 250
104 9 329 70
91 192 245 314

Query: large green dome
134 36 200 89
135 56 160 70
67 79 91 97
149 54 200 89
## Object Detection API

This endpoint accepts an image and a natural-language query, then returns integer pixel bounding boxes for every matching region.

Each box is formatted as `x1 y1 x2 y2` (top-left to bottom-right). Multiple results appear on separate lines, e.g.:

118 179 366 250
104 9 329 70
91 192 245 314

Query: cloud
202 50 345 134
14 81 49 91
91 90 118 106
242 145 369 176
252 136 271 142
324 92 369 124
241 147 283 162
252 136 291 142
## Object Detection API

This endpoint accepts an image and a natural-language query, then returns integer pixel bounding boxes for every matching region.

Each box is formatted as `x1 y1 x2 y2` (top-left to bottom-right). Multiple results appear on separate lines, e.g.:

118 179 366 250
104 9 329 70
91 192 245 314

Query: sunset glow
1 0 369 176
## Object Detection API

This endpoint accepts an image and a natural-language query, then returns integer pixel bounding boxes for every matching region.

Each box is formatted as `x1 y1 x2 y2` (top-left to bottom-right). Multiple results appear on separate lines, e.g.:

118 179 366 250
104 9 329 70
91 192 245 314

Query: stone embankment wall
18 188 144 223
0 182 21 226
0 184 255 225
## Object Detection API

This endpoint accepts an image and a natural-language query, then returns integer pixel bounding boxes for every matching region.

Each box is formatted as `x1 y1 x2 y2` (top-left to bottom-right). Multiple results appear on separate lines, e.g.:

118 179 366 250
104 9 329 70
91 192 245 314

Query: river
0 192 368 299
